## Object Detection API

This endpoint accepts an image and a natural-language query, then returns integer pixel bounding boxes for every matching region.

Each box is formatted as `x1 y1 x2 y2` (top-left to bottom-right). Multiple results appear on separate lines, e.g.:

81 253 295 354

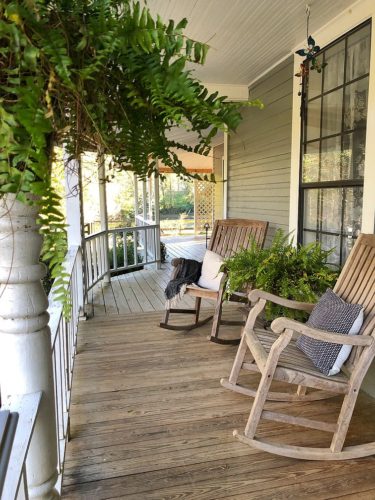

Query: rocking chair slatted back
333 234 375 371
209 219 268 258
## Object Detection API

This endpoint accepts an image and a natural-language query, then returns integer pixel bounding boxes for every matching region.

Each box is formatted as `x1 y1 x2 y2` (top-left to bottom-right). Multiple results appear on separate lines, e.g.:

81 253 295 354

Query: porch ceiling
146 0 356 86
148 0 356 149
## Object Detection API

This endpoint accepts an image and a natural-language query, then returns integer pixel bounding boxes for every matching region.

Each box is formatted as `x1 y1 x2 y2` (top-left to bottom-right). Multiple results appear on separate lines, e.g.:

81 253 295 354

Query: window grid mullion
299 20 370 266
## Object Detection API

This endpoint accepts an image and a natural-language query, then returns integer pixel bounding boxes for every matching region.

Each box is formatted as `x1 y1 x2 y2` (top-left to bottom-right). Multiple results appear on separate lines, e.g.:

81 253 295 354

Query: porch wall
213 143 224 220
227 56 293 247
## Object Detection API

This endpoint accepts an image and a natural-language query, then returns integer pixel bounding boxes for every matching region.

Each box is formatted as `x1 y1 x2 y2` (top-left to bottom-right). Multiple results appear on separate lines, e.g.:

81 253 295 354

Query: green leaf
201 44 208 64
23 45 39 69
194 42 201 62
185 38 193 57
76 36 88 51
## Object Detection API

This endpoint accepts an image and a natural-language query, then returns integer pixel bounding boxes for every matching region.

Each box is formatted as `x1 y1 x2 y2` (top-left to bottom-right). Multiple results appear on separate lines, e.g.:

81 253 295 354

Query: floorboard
62 310 375 499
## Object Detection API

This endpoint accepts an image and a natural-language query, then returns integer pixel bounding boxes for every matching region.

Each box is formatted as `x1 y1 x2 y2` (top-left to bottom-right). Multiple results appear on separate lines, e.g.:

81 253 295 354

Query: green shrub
109 236 142 269
223 230 339 321
109 237 167 268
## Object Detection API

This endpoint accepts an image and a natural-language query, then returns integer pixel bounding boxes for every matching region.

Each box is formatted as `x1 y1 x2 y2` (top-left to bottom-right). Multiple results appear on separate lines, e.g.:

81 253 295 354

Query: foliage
159 174 194 214
109 237 166 271
108 235 142 269
160 193 193 215
224 230 339 321
80 152 136 227
0 0 262 308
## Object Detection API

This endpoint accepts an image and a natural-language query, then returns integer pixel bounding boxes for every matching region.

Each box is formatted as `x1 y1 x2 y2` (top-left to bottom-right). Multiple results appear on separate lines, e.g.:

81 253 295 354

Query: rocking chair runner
221 233 375 460
160 219 268 344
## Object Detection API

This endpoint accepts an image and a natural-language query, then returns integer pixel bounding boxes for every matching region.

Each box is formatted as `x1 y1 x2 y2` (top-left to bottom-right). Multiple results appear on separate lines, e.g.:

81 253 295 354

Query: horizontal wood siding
227 56 293 246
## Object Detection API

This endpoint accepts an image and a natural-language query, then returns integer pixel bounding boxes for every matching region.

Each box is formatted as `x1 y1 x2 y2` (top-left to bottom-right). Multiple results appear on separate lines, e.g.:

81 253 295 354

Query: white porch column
133 174 139 223
0 195 59 499
64 151 85 309
154 172 161 269
142 180 147 223
97 149 110 284
148 177 153 221
223 129 228 219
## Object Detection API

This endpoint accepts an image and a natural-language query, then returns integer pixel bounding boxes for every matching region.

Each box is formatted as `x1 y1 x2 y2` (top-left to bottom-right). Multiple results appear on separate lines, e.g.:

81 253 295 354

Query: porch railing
48 245 82 484
85 223 160 291
0 392 41 500
135 215 161 266
0 247 81 496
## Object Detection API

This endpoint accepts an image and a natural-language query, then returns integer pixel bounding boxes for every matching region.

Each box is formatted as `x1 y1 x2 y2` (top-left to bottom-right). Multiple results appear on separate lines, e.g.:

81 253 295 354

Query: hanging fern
0 0 262 309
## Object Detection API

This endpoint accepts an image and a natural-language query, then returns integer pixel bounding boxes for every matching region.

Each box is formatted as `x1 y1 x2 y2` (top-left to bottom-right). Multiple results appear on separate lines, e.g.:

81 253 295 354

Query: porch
61 238 375 499
62 313 375 499
2 1 375 498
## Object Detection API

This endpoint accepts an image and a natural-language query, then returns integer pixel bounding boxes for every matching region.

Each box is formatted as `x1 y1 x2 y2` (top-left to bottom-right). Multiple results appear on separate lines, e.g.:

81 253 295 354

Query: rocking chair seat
250 327 349 389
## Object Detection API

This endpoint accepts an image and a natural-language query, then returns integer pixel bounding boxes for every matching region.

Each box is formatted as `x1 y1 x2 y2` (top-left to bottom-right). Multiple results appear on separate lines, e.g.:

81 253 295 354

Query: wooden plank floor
89 236 209 316
62 310 375 499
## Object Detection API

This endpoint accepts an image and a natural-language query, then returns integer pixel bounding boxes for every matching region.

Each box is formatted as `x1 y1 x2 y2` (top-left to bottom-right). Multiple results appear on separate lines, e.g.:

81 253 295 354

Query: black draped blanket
164 258 202 308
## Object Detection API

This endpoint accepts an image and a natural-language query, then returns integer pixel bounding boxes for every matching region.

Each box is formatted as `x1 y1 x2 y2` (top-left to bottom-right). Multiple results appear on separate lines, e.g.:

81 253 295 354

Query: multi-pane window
300 22 371 266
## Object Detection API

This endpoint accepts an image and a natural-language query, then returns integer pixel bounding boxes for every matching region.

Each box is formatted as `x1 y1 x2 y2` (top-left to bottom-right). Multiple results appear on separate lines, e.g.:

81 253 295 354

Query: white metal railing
0 392 41 500
85 224 160 291
48 245 82 484
135 215 161 266
84 230 108 290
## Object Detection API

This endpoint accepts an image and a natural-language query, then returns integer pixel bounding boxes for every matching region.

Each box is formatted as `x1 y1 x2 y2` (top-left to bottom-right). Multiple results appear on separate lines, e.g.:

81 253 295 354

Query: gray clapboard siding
227 56 293 246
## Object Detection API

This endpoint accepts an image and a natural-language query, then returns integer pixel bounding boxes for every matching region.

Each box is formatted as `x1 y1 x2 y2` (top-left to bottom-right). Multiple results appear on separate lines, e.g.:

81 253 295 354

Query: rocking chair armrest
248 289 315 313
271 317 373 347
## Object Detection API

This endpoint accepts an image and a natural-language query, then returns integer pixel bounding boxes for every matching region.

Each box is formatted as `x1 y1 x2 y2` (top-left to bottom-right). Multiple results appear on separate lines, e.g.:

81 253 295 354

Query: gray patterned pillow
296 289 364 376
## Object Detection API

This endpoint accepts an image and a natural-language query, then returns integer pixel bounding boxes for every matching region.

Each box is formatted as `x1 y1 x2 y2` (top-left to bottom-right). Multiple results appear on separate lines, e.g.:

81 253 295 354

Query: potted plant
223 230 338 322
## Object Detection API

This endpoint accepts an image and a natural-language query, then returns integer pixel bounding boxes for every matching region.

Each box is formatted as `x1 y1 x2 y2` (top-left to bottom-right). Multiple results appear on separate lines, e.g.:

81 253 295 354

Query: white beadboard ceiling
145 0 356 85
144 0 357 152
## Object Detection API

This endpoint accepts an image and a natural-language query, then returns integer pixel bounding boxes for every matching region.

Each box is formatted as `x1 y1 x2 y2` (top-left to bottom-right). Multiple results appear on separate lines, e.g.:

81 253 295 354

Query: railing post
142 180 147 223
0 195 59 499
64 150 85 313
133 174 139 223
154 172 161 269
97 147 110 285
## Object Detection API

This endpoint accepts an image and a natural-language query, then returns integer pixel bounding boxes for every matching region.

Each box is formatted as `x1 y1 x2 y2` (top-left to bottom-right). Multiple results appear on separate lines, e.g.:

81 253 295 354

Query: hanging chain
306 4 310 40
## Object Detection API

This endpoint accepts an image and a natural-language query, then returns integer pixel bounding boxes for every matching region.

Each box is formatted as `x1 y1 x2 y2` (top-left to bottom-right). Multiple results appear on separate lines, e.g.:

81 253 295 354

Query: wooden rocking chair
221 233 375 460
160 219 268 344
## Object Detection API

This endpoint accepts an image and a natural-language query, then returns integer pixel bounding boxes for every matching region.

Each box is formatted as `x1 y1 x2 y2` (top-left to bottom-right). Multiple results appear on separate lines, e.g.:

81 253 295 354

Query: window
299 22 371 266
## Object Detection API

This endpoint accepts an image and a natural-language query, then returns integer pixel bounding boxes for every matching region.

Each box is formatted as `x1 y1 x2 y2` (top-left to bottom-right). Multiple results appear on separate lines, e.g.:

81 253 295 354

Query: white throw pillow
296 289 364 376
197 250 224 291
328 309 364 375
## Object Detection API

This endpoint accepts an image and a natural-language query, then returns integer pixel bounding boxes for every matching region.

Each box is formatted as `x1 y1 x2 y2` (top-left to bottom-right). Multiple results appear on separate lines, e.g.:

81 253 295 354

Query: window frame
298 20 371 266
